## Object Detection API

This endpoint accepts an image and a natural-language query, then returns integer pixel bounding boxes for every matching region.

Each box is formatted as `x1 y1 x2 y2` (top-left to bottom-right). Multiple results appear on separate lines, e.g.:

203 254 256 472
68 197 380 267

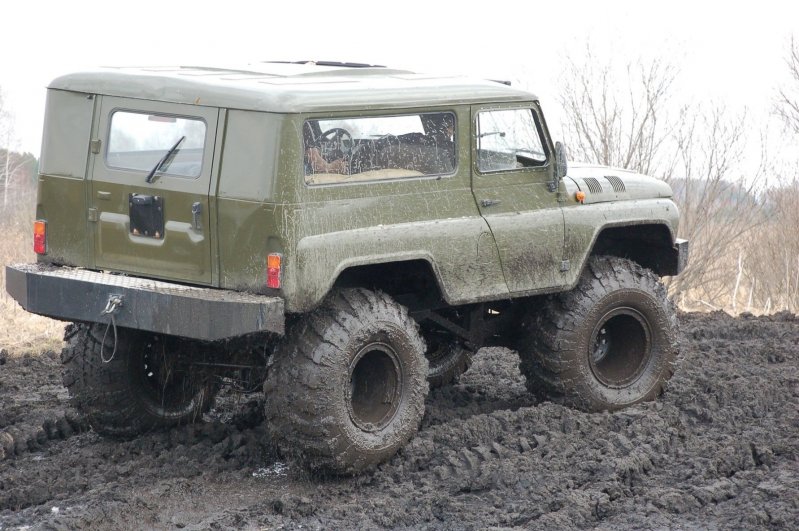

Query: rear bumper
5 263 284 341
674 238 689 275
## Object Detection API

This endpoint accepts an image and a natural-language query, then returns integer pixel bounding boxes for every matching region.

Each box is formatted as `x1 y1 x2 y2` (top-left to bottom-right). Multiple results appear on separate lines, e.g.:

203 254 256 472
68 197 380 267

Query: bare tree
0 87 28 209
665 106 769 299
556 45 769 306
776 36 799 134
557 45 677 176
739 36 799 313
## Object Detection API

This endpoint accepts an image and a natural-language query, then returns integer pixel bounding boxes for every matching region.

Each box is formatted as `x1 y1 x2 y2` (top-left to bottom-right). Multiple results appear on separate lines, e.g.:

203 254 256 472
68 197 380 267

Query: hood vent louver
606 175 626 193
583 177 603 194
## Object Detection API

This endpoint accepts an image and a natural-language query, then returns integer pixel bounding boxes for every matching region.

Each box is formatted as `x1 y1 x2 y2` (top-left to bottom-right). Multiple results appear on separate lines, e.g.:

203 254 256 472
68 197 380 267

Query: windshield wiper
145 136 185 183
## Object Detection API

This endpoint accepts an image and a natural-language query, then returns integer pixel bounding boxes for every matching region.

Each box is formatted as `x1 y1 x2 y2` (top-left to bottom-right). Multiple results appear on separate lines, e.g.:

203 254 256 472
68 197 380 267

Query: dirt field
0 311 797 530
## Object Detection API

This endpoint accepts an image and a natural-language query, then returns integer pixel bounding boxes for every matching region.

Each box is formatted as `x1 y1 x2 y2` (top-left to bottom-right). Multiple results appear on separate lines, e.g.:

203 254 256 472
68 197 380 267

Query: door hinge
88 208 98 222
90 139 101 154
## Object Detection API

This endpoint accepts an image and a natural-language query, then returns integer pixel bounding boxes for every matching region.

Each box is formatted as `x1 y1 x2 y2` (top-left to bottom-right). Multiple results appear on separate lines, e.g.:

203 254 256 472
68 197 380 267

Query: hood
565 163 673 203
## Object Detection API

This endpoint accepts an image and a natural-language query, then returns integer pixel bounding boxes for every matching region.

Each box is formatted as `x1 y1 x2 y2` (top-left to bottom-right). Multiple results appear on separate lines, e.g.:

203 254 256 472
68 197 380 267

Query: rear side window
106 111 207 178
303 112 456 185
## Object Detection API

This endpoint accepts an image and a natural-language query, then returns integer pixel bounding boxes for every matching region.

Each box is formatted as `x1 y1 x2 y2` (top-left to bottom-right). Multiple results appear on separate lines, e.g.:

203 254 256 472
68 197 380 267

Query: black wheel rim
588 307 652 388
138 339 198 413
347 342 403 432
425 338 452 374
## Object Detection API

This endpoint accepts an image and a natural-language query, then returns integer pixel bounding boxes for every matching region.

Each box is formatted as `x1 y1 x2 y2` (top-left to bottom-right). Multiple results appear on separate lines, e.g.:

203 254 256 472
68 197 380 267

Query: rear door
90 97 218 284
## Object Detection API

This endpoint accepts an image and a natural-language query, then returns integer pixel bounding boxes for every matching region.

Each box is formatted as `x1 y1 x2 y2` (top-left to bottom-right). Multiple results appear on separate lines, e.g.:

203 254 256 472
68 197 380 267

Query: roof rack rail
264 60 387 69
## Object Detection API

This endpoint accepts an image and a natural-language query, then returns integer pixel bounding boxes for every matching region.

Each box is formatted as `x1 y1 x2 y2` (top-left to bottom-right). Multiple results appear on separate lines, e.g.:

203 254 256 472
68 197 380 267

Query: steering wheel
319 127 354 158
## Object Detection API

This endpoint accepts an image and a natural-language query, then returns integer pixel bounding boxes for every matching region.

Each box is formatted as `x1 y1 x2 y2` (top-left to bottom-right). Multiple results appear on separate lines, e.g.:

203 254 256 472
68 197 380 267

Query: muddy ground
0 311 797 530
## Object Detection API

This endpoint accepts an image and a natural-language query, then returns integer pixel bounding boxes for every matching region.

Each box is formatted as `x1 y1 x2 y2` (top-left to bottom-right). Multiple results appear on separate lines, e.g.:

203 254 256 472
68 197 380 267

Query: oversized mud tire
264 288 429 474
517 256 678 412
61 323 217 437
423 333 473 388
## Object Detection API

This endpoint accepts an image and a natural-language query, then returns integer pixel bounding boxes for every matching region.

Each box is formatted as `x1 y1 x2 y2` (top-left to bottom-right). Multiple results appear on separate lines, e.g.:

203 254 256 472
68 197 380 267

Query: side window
106 111 207 178
303 112 456 185
476 109 546 173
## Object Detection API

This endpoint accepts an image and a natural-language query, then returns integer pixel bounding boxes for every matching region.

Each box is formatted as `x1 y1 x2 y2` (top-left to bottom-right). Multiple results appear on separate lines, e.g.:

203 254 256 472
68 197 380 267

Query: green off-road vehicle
7 61 688 473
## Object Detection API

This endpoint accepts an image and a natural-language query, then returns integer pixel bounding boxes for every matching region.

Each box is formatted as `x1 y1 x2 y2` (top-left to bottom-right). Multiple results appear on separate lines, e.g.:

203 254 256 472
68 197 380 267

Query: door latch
191 202 202 231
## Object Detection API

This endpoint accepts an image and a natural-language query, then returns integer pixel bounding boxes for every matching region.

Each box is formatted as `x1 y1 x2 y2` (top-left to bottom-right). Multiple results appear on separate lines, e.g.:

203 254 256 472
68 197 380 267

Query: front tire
61 323 217 437
517 256 678 412
264 289 428 474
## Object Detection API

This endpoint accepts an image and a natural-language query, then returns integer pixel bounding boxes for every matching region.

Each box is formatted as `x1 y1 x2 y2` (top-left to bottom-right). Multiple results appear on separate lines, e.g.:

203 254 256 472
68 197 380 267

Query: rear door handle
480 199 502 207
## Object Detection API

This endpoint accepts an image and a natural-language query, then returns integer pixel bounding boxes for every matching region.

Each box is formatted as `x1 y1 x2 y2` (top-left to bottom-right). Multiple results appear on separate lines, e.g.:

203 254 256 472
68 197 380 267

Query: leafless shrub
741 182 799 313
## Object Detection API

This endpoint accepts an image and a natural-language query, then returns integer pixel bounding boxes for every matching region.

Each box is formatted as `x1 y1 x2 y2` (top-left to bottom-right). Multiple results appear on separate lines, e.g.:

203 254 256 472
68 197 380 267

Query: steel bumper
5 263 284 341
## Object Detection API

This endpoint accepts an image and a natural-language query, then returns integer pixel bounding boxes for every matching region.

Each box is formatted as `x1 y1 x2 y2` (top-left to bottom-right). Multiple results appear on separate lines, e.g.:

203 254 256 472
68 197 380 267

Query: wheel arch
332 257 448 310
587 222 682 277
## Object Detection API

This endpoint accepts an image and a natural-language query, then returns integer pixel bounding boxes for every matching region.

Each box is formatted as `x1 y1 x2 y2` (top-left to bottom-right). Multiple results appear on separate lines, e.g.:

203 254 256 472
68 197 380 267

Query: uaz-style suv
7 61 688 473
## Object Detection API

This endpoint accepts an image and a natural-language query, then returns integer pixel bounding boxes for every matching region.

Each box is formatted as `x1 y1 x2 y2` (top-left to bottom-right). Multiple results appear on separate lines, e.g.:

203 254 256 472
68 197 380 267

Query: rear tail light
267 253 282 289
33 220 47 255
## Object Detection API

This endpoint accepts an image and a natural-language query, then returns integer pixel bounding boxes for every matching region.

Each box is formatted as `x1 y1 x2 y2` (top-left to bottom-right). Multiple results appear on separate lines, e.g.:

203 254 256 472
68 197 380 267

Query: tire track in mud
0 383 273 502
1 312 798 529
0 410 88 461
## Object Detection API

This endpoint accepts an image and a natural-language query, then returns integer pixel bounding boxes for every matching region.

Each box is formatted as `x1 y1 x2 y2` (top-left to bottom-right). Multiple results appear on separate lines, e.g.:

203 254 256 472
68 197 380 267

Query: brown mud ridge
0 312 797 529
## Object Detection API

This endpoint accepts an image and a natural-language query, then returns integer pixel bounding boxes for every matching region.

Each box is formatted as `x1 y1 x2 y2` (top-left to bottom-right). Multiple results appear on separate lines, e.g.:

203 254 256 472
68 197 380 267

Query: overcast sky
1 0 797 155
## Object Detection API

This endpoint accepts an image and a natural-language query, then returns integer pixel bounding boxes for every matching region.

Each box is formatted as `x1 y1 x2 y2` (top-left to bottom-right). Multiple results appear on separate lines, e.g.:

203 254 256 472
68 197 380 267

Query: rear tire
263 289 428 474
61 323 217 437
517 256 678 412
423 331 473 388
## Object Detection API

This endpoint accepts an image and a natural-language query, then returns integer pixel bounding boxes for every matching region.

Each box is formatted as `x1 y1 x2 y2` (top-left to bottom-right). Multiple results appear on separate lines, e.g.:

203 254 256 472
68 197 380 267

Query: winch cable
100 295 124 363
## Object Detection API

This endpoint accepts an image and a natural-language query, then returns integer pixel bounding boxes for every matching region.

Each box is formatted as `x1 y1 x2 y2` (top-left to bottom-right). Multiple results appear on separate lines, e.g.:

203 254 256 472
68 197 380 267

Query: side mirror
555 141 568 179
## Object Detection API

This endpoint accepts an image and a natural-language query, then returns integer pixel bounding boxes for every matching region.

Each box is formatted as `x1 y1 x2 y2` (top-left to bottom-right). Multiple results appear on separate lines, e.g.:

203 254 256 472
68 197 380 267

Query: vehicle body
6 62 688 473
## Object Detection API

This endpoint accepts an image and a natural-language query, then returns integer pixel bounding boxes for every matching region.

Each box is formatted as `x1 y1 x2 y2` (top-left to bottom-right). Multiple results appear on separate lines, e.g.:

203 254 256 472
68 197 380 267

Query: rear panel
37 89 96 268
216 110 285 291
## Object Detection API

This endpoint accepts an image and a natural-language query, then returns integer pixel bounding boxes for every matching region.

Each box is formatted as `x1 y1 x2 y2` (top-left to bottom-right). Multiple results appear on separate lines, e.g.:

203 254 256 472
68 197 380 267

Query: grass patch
1 193 63 356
